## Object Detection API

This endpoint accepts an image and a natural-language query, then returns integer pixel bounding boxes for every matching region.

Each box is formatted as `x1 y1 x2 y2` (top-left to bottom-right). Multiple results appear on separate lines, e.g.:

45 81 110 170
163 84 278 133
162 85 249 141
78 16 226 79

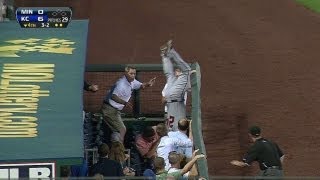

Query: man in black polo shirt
230 125 285 178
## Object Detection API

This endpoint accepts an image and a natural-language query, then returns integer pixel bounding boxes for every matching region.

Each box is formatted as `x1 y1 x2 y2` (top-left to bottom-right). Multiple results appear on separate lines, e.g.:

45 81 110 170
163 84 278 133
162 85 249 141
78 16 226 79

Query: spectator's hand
230 160 245 167
125 102 133 110
125 154 130 161
123 167 129 174
189 119 192 128
192 149 200 158
195 154 206 160
126 171 135 176
148 77 157 86
89 84 99 92
123 167 135 176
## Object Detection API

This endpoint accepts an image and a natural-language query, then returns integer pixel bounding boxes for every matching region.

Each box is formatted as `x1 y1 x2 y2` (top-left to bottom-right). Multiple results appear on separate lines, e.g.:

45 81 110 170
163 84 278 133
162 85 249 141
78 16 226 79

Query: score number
41 23 50 28
62 17 69 23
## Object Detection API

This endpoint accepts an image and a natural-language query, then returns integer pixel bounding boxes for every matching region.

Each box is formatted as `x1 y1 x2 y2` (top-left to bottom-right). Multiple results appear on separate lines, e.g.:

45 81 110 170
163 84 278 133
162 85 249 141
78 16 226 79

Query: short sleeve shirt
135 126 159 158
157 136 192 170
168 168 188 179
168 131 193 158
243 138 284 170
156 171 168 180
108 76 142 110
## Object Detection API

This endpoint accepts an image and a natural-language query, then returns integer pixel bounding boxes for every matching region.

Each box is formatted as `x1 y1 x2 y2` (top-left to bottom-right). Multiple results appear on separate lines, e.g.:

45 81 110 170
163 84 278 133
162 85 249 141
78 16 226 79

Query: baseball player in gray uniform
160 40 191 131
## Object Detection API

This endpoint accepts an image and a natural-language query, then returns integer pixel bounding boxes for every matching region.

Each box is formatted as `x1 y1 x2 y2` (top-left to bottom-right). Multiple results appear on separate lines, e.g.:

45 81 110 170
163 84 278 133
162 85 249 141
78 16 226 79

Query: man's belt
267 166 281 170
167 99 184 103
104 101 119 111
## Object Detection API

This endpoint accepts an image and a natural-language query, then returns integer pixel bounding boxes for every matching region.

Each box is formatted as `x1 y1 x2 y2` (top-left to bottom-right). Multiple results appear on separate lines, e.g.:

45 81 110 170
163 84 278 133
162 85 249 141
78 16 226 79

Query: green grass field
296 0 320 13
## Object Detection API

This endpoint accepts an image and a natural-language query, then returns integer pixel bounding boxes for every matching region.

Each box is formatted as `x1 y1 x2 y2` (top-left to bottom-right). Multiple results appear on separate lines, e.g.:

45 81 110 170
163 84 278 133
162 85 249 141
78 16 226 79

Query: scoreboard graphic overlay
16 7 72 28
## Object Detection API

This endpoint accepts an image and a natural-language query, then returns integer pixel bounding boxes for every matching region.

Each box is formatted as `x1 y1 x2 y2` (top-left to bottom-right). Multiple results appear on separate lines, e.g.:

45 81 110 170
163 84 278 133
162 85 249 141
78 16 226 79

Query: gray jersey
162 48 191 131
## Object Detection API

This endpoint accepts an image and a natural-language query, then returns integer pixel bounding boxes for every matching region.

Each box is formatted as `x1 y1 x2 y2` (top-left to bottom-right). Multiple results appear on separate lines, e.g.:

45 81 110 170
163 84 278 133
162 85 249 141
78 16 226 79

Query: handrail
190 62 209 179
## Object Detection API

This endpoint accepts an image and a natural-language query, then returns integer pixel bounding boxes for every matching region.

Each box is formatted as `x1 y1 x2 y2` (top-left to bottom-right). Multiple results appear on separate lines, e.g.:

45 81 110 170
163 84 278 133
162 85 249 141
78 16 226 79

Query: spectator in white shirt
101 66 156 142
168 149 205 179
168 118 193 159
156 123 193 170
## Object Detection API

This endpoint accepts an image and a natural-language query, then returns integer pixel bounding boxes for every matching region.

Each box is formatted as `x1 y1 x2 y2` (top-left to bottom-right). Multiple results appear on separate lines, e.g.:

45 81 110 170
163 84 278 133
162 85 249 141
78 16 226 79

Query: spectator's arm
230 160 248 167
136 146 148 157
141 77 156 89
135 137 149 157
188 163 198 178
144 138 160 158
181 154 205 175
275 143 285 164
111 94 127 105
189 120 193 142
280 155 285 164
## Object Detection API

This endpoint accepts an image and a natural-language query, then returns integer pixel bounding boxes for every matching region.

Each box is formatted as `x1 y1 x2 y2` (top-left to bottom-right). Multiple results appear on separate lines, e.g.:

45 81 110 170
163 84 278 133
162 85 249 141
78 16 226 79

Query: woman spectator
109 141 135 176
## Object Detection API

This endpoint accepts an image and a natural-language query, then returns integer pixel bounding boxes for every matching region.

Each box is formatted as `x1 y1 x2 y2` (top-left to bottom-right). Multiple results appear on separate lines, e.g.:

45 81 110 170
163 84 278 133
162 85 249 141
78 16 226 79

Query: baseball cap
249 125 261 136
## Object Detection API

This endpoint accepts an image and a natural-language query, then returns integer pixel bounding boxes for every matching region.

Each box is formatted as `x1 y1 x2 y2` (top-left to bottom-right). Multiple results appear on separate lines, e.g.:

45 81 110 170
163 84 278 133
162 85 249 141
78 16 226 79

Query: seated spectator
154 156 168 179
167 149 202 179
168 119 193 159
153 156 181 180
89 143 124 177
156 123 192 170
60 165 71 180
70 159 88 177
135 125 160 159
143 169 156 180
145 152 205 180
133 125 160 175
109 141 135 177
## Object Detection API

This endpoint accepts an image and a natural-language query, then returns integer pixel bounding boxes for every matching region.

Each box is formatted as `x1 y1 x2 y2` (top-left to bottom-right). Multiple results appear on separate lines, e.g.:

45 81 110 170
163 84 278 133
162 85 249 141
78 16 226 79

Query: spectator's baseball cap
249 125 261 136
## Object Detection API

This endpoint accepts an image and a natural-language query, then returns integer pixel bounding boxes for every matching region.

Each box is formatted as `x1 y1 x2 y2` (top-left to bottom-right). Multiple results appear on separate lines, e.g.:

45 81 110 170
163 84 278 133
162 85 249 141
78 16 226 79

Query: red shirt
135 126 159 158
